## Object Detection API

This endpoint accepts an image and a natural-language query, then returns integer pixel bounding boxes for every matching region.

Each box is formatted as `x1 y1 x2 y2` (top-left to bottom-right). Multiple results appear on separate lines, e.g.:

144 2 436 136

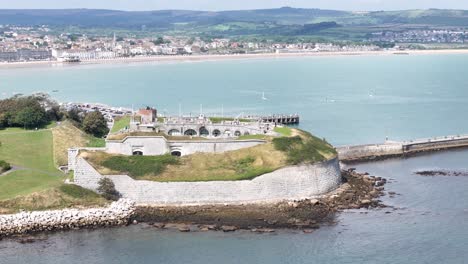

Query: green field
274 126 293 137
0 126 107 213
0 128 62 199
110 116 131 133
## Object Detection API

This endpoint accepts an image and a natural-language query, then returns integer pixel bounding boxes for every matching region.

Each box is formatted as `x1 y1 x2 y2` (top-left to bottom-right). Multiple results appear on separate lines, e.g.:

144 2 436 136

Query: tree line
0 94 109 138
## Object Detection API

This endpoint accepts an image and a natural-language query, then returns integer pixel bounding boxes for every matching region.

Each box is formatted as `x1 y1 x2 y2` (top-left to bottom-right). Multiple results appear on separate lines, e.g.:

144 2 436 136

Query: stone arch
171 151 182 157
168 129 181 136
244 131 250 136
199 127 209 137
224 130 231 137
234 131 242 137
133 150 143 156
212 129 221 137
184 129 197 136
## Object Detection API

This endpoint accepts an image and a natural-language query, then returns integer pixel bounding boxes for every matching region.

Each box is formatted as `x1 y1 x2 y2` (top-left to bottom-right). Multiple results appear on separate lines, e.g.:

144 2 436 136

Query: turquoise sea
1 54 467 263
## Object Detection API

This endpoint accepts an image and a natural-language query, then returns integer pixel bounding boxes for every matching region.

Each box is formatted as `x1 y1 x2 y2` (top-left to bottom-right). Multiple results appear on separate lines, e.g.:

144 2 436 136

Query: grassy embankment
0 123 107 214
83 128 337 182
110 116 131 134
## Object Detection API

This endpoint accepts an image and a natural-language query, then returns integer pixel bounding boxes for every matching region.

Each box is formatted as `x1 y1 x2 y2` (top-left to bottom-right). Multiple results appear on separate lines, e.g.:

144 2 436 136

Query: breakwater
338 134 468 162
0 199 135 238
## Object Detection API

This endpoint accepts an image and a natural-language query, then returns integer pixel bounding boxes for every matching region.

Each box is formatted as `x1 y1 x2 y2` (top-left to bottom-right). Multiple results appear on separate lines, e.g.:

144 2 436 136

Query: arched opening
212 129 221 137
224 130 231 137
199 127 209 137
171 151 182 157
244 131 250 136
133 151 143 156
184 129 197 136
234 131 241 137
168 129 181 136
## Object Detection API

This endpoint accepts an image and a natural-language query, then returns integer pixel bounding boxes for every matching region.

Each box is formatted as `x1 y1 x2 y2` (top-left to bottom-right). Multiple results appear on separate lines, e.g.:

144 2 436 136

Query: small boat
52 90 59 93
262 92 268 101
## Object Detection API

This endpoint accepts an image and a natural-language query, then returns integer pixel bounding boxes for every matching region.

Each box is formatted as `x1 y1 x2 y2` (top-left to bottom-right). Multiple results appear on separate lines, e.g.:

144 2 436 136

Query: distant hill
0 8 467 40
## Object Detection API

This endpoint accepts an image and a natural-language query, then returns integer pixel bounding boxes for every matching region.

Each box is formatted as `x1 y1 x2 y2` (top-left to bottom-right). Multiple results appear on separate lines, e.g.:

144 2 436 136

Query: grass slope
83 140 287 182
52 121 105 166
110 116 131 134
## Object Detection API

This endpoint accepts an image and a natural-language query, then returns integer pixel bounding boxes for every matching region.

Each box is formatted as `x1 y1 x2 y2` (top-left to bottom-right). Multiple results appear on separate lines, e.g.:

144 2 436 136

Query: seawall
0 199 135 238
73 157 342 205
337 134 468 162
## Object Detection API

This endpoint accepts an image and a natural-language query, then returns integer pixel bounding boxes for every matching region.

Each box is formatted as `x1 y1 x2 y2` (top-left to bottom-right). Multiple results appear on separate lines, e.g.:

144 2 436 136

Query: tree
82 111 109 137
97 178 120 201
14 105 47 129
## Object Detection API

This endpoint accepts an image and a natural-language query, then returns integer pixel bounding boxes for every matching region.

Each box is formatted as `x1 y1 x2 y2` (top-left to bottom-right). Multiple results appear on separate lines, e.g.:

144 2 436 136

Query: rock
153 223 166 229
178 225 191 232
132 220 138 225
303 229 314 234
221 226 238 232
361 199 372 205
252 228 275 233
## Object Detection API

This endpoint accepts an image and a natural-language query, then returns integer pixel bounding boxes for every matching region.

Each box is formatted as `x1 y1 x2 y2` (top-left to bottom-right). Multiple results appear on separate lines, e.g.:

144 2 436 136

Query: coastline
1 49 467 69
0 170 386 238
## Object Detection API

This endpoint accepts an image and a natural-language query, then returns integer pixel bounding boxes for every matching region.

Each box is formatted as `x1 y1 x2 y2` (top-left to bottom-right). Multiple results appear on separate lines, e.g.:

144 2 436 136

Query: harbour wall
337 134 468 162
73 157 342 205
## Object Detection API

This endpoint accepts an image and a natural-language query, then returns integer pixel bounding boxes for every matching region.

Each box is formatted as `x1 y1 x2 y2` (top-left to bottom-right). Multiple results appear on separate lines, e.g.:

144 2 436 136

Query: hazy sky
0 0 467 11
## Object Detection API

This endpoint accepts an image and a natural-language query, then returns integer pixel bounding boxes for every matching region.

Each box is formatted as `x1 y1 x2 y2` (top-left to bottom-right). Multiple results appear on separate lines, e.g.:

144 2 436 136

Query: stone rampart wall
73 157 342 205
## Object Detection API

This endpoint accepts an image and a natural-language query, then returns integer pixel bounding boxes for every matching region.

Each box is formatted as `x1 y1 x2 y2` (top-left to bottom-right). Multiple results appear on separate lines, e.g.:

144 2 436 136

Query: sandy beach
0 49 467 69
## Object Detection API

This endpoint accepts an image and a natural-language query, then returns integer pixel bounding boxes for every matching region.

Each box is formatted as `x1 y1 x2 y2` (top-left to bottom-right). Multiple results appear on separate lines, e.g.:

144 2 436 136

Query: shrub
0 160 11 173
97 178 121 201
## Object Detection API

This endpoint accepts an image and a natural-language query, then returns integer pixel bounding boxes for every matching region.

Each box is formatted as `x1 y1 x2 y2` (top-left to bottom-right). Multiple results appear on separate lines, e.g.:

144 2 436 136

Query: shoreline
0 170 387 239
124 169 387 232
1 49 467 69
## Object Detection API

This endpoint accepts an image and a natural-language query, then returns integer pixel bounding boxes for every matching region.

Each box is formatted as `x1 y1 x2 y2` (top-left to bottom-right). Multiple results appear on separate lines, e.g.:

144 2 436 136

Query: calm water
1 55 468 263
1 54 468 145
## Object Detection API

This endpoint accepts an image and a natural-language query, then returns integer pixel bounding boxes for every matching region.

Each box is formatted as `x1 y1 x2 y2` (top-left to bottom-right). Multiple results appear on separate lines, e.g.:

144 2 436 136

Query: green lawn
237 134 268 140
110 116 131 133
0 126 107 212
0 128 62 200
274 126 292 137
209 117 251 123
0 170 62 200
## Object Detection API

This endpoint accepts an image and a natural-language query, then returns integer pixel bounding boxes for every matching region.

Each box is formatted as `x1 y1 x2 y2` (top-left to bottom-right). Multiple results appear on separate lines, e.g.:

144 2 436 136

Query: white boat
262 92 268 101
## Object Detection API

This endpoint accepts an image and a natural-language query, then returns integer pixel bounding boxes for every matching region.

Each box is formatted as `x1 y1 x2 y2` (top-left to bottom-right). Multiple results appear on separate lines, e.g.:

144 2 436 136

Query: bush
97 178 121 201
0 160 11 173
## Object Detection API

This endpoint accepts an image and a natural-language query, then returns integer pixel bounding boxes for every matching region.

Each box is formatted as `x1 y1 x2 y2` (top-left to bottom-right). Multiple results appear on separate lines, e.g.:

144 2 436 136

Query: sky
0 0 467 11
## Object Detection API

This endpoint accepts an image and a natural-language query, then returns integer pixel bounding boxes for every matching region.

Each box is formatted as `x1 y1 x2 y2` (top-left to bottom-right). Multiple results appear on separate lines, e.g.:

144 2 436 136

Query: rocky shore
134 170 387 233
0 199 135 239
415 170 468 177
